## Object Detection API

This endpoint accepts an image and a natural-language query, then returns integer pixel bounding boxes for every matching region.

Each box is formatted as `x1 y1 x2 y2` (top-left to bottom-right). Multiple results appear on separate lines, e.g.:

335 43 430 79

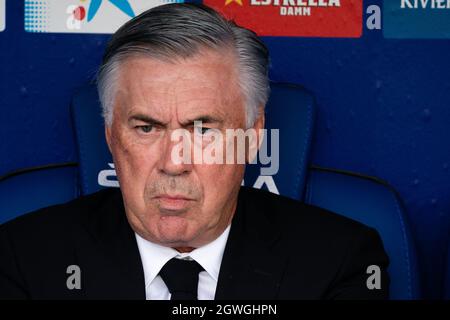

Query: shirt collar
135 225 231 288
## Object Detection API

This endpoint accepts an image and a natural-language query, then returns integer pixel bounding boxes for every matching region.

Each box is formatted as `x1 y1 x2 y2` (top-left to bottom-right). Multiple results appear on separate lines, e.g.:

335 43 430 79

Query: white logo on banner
25 0 184 33
98 163 120 187
0 0 5 32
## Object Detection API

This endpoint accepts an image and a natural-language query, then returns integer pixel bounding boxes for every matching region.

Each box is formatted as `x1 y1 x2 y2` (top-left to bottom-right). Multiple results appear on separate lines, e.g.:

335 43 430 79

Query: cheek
110 131 156 198
196 164 244 211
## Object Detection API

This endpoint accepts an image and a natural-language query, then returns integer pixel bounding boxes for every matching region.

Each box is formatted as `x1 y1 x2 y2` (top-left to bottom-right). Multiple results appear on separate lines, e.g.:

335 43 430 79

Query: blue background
0 0 449 298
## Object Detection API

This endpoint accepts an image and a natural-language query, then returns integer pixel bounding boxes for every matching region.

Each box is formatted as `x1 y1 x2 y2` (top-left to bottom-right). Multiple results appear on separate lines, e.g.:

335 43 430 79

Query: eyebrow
128 114 166 127
180 116 223 127
129 114 223 127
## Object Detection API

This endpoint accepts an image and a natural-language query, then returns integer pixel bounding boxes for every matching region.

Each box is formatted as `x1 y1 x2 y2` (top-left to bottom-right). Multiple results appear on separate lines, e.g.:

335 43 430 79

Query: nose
157 129 193 176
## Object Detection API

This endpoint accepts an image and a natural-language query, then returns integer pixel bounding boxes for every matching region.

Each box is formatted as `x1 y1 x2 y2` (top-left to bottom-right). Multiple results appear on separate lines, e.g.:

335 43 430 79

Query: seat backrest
305 167 421 299
71 85 113 195
0 163 79 224
71 82 316 198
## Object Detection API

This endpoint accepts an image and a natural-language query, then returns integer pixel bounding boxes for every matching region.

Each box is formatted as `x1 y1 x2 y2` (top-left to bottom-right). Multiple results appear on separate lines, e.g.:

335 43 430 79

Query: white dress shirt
135 225 231 300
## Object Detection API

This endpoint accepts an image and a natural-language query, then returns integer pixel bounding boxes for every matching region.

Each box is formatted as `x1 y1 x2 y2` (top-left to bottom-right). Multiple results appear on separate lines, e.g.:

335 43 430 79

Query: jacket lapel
76 189 146 299
215 187 288 300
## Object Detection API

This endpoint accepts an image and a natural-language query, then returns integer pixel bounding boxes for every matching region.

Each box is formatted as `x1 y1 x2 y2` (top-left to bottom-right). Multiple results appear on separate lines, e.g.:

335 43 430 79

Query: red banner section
204 0 362 37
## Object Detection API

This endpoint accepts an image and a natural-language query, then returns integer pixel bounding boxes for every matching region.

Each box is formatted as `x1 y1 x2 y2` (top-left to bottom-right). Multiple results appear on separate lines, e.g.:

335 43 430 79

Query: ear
105 124 113 154
247 107 265 164
254 110 265 150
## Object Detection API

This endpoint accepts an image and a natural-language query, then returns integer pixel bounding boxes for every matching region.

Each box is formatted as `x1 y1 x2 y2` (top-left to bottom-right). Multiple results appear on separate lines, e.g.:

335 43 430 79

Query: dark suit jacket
0 186 389 299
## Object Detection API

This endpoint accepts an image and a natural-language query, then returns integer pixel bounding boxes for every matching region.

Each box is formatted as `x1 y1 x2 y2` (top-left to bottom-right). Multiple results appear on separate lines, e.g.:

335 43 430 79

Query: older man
0 4 389 299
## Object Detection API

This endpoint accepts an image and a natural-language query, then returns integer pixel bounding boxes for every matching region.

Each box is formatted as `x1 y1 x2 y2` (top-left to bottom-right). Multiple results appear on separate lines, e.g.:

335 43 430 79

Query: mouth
153 194 195 211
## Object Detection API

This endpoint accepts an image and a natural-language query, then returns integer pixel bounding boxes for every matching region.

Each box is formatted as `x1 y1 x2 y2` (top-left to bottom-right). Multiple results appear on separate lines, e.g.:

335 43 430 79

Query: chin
153 216 197 245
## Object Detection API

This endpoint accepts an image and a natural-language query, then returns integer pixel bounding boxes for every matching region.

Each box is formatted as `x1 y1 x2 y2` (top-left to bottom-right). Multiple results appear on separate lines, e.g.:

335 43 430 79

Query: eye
136 125 153 133
194 126 212 135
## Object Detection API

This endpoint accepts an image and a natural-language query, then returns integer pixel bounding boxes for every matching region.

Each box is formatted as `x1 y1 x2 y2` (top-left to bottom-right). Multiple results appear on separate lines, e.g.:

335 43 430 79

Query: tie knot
159 258 204 300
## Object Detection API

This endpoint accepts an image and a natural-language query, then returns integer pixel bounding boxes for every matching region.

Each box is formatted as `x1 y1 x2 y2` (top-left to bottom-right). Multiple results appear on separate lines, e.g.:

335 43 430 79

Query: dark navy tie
159 258 204 300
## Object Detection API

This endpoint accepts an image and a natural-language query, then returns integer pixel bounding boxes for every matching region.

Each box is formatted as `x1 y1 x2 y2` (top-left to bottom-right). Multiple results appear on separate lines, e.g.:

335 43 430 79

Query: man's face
105 50 263 248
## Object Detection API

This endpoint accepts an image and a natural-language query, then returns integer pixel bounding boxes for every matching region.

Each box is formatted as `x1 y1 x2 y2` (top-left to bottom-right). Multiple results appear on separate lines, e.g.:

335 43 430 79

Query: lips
154 194 193 201
153 194 194 211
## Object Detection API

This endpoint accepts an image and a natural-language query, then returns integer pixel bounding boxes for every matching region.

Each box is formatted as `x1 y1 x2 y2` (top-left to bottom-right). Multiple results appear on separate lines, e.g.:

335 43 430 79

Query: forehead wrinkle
169 78 241 122
115 51 244 127
117 82 177 124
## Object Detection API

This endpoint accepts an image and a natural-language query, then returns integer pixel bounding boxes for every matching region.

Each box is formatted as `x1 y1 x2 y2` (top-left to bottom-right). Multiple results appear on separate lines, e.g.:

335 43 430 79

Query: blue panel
0 1 109 175
383 0 450 39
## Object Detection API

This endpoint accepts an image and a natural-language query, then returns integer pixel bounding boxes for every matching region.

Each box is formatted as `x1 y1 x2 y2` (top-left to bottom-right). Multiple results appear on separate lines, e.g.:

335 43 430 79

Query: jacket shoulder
241 186 373 235
239 187 390 299
0 188 124 299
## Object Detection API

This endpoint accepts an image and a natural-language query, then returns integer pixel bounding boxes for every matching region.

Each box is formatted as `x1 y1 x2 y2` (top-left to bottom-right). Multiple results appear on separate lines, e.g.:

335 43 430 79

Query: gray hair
97 3 270 128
